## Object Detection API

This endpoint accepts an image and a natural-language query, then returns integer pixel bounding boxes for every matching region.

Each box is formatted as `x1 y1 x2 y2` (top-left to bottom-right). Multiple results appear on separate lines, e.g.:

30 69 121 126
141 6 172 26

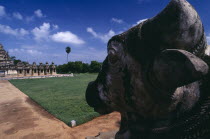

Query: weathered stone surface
86 131 117 139
86 0 210 138
152 49 208 91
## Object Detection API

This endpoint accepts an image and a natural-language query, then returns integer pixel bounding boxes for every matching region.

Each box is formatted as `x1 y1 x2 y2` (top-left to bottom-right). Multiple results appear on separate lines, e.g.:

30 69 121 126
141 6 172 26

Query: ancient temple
0 44 17 77
0 44 56 77
0 44 14 66
15 61 56 77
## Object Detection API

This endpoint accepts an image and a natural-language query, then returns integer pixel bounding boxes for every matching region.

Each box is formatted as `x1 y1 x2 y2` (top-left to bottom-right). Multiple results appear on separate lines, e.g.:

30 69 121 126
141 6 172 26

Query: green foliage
10 56 26 65
10 56 16 60
14 59 22 65
89 61 102 73
74 61 83 73
10 74 100 126
65 46 71 62
56 61 102 73
65 46 71 54
82 63 89 73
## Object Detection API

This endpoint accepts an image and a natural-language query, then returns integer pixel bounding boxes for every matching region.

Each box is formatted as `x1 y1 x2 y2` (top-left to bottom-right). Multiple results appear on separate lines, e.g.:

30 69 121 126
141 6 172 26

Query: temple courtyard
0 76 120 139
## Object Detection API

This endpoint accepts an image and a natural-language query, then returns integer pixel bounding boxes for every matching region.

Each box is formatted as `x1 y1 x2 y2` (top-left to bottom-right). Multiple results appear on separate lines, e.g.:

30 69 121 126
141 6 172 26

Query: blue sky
0 0 209 64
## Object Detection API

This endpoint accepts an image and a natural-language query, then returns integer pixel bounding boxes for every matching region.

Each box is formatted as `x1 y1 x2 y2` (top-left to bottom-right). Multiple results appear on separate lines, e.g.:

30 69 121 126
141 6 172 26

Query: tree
56 61 101 74
65 46 71 63
10 56 16 60
74 61 83 73
10 56 25 65
82 63 89 73
68 62 75 73
89 61 101 73
56 64 69 74
14 59 21 65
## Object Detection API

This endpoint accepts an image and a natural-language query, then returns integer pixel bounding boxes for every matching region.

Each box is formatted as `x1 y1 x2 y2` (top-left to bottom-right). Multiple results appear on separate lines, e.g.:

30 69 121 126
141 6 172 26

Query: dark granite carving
86 0 210 138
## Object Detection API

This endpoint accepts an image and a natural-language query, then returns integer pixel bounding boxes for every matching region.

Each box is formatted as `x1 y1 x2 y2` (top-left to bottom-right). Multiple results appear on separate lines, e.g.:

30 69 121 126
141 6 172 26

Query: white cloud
111 18 124 24
26 16 34 22
204 34 210 55
13 12 23 20
207 35 210 45
32 22 50 41
50 47 106 64
51 31 85 45
0 5 6 17
25 9 45 22
19 28 29 36
21 44 51 51
52 24 59 30
27 49 43 55
205 46 210 56
0 24 17 36
132 18 148 26
9 48 42 56
69 48 107 63
87 28 97 37
0 24 29 36
136 19 148 24
32 23 84 45
87 27 115 43
8 48 44 63
206 35 210 56
34 9 44 18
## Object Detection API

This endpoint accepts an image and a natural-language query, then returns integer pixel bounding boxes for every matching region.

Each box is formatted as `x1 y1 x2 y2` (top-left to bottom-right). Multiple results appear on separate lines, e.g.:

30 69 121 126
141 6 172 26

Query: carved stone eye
108 41 122 64
108 49 118 64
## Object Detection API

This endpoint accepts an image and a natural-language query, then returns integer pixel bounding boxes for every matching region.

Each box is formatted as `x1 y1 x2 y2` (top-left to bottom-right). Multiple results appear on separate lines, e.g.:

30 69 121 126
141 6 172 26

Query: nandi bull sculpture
86 0 210 138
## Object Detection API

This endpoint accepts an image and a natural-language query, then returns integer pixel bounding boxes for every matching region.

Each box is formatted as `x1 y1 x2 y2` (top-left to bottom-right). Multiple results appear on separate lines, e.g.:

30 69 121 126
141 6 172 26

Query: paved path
0 80 120 139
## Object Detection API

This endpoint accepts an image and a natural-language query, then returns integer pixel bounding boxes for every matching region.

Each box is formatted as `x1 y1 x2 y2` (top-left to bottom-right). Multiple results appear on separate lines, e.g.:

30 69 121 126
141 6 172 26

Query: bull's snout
85 81 102 108
86 81 113 114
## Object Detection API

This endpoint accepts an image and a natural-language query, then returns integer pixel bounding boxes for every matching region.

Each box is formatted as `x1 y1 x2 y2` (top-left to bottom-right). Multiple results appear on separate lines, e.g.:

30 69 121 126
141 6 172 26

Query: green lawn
10 73 100 126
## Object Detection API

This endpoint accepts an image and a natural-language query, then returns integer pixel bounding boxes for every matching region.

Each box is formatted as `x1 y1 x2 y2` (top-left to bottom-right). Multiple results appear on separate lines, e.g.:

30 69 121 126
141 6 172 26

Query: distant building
0 44 56 77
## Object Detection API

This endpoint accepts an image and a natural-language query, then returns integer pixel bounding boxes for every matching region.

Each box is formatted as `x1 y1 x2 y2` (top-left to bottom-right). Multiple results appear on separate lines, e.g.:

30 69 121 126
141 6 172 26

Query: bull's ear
141 0 206 56
151 49 209 91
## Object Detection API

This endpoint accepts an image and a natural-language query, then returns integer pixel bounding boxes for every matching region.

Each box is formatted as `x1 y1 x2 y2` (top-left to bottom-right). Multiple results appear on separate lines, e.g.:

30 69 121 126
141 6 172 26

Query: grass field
10 73 100 126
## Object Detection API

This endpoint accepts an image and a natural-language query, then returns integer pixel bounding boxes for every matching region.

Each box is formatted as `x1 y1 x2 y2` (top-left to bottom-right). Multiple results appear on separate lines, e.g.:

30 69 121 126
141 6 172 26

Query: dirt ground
0 80 120 139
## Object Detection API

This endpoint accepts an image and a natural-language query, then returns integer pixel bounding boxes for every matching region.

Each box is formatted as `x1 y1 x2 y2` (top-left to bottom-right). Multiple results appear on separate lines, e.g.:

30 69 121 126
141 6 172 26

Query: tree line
10 47 102 73
56 61 102 73
10 56 27 65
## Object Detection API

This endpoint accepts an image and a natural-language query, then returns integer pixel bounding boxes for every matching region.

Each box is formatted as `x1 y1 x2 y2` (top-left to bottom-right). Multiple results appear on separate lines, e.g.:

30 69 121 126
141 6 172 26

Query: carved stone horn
141 0 207 56
150 49 209 92
146 49 208 108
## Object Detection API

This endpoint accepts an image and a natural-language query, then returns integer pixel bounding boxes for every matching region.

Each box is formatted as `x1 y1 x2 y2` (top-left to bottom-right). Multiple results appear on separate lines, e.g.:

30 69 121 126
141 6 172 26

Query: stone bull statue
86 0 210 138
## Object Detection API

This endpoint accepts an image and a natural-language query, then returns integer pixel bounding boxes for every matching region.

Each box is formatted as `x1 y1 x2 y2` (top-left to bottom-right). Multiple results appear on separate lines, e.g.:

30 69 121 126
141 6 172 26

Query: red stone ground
0 80 120 139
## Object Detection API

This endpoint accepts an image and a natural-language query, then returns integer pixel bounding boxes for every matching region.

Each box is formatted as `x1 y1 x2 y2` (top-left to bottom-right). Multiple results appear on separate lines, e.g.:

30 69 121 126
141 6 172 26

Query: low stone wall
6 70 18 75
0 74 74 80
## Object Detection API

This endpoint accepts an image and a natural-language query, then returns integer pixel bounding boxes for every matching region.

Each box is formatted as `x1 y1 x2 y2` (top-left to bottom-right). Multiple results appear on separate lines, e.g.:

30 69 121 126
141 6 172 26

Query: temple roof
0 44 13 66
0 44 3 50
